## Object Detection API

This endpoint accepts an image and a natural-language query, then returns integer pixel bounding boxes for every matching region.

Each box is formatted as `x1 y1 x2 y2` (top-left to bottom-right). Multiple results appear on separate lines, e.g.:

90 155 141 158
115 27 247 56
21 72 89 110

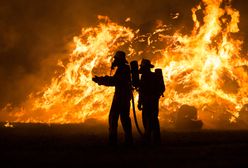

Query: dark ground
0 123 248 168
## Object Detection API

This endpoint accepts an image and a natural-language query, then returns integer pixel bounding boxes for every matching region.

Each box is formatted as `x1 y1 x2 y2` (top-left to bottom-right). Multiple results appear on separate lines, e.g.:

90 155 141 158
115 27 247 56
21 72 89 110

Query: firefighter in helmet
138 59 164 144
92 51 133 145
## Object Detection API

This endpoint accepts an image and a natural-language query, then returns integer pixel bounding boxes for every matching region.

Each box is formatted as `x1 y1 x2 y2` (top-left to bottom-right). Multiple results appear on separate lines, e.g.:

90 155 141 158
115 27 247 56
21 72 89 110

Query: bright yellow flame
32 16 135 123
157 0 246 127
0 0 247 128
4 122 14 128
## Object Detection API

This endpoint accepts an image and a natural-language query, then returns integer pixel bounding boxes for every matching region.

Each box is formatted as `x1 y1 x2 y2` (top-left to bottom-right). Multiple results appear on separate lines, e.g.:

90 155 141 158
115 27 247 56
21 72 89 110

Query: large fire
1 0 247 128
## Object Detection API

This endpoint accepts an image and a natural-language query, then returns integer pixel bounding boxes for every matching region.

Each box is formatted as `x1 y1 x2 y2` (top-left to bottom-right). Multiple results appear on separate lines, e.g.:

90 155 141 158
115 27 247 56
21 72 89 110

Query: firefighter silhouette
92 51 133 145
138 59 165 144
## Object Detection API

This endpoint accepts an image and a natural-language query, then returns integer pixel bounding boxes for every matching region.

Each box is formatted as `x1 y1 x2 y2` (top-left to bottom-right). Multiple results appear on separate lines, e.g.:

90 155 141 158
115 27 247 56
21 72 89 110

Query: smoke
0 0 247 121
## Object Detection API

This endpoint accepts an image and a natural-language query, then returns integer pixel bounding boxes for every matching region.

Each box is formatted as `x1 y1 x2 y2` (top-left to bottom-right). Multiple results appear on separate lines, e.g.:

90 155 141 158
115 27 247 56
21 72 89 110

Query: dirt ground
0 123 247 168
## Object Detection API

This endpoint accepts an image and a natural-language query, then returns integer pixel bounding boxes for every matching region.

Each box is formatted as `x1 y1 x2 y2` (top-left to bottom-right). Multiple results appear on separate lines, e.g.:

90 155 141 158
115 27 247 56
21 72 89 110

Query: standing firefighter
92 51 133 146
138 59 165 144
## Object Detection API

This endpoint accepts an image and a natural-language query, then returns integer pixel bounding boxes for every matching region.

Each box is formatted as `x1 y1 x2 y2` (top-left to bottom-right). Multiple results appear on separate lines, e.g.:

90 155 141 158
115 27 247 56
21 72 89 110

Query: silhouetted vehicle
175 105 203 130
138 59 165 144
92 51 133 146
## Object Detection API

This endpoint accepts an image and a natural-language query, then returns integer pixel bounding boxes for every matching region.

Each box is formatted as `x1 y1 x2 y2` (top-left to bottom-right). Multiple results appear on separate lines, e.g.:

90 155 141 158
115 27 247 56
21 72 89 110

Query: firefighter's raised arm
92 51 130 87
92 75 115 86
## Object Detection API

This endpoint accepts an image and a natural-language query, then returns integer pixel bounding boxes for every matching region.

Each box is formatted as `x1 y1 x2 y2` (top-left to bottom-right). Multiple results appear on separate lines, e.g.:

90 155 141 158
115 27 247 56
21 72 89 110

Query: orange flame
158 0 246 127
32 16 135 123
0 0 247 128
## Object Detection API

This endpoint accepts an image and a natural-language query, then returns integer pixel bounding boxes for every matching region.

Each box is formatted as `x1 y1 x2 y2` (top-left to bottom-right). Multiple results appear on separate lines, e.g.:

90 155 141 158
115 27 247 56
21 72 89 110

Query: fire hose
129 60 144 137
131 89 144 137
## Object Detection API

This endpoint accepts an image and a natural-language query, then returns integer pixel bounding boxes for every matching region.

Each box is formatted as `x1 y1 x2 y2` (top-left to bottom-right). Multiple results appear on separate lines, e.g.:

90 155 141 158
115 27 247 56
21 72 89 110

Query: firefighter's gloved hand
92 76 98 82
138 103 143 111
92 76 101 85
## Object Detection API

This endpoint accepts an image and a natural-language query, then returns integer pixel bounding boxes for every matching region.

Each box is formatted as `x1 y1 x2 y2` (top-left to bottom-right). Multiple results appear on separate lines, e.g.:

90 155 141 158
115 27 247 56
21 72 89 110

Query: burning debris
170 12 180 20
4 122 14 128
0 0 247 129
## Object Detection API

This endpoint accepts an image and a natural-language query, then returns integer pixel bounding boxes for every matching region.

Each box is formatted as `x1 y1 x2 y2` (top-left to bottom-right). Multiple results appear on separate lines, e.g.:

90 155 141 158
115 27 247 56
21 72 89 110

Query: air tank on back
130 60 140 89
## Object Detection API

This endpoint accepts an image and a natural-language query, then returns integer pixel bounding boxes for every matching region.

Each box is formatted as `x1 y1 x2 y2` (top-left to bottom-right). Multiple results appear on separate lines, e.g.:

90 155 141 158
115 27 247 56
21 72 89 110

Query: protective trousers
142 98 161 144
109 98 133 145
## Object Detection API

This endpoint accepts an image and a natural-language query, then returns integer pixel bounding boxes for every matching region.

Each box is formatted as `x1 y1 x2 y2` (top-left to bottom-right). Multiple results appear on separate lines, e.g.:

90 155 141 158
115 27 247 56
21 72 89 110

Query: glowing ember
4 122 14 128
0 0 247 128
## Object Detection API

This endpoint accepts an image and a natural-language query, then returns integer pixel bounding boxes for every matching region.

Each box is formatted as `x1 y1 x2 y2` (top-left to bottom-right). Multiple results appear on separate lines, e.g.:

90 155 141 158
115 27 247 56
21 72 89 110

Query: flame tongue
1 0 247 126
159 0 246 125
30 16 135 123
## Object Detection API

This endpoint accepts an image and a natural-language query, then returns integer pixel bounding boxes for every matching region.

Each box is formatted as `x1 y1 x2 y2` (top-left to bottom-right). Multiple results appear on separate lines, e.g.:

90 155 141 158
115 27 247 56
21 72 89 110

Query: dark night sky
0 0 247 108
